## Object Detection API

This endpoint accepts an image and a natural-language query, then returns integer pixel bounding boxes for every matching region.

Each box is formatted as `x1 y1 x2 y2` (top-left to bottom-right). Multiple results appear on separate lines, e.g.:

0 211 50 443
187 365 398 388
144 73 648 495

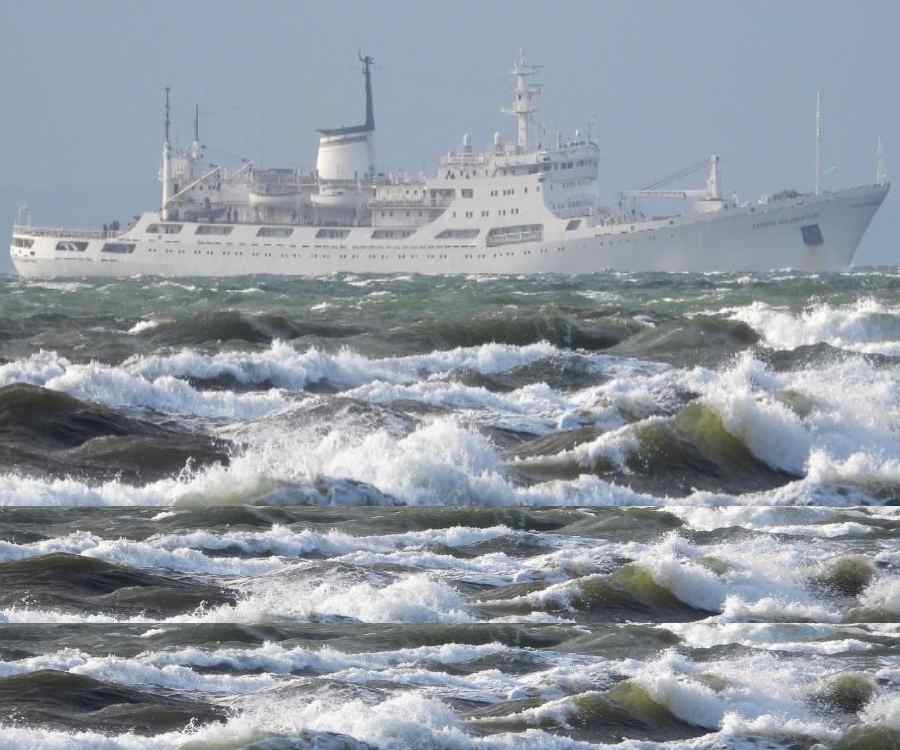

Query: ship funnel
315 53 377 181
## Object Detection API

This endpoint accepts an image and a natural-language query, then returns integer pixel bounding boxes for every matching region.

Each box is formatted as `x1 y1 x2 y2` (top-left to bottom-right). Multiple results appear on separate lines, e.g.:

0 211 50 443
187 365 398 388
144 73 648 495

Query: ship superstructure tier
10 51 890 277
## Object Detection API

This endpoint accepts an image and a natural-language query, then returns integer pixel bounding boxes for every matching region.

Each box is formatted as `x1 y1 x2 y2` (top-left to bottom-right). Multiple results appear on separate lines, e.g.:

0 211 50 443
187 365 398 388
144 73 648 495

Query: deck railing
12 224 122 239
369 197 454 209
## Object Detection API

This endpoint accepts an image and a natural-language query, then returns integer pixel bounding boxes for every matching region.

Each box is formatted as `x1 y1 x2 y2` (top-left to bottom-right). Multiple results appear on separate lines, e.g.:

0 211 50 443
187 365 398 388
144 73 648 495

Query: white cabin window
461 188 474 198
146 223 183 234
435 228 479 240
257 227 294 238
316 228 350 239
196 225 234 236
486 224 543 247
372 229 414 239
101 242 136 254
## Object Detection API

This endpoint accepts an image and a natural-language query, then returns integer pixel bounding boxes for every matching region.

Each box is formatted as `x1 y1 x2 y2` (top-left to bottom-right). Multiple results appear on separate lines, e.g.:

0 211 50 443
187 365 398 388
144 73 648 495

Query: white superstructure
10 52 890 278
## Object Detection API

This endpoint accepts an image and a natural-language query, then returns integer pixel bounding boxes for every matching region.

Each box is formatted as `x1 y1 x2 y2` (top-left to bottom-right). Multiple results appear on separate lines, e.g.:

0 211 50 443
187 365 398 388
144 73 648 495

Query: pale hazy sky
1 1 896 270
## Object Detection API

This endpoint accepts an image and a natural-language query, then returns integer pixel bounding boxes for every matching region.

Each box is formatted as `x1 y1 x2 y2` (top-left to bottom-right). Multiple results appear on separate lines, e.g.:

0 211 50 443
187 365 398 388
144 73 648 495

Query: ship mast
161 86 173 220
503 50 542 152
815 90 823 196
876 136 889 186
190 103 203 161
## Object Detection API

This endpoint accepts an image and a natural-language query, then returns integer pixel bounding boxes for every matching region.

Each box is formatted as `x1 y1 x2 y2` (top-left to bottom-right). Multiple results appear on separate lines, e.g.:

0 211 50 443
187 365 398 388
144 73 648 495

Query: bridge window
13 237 35 248
146 223 183 234
55 240 87 252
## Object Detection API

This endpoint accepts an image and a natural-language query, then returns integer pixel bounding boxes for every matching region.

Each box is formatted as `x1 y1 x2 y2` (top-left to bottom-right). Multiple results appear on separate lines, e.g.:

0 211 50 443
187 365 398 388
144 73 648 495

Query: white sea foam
0 340 563 421
859 692 900 730
0 350 288 418
671 623 883 653
858 575 900 616
0 649 276 693
486 530 856 623
632 649 857 743
153 523 520 558
345 380 568 432
525 420 649 472
0 568 475 625
688 351 900 493
728 298 900 354
201 571 475 624
0 403 893 508
127 319 163 334
1 339 899 508
0 531 286 576
151 640 518 675
128 340 561 390
0 636 886 749
669 506 893 532
27 281 92 293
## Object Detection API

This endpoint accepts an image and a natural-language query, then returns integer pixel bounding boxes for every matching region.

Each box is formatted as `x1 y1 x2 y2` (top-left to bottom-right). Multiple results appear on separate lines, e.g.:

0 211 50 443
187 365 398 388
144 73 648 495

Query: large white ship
10 53 890 278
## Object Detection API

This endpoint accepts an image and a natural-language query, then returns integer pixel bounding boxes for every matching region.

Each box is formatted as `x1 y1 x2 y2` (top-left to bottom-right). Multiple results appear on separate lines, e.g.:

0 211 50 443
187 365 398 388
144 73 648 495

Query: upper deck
12 224 125 240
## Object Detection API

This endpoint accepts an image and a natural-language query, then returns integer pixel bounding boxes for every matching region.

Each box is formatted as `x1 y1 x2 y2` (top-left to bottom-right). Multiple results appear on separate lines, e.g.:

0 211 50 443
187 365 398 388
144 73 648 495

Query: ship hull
10 184 888 278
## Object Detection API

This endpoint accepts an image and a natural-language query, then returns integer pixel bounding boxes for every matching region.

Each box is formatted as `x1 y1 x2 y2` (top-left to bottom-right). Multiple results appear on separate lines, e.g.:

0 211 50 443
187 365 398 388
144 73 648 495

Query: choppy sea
0 270 897 749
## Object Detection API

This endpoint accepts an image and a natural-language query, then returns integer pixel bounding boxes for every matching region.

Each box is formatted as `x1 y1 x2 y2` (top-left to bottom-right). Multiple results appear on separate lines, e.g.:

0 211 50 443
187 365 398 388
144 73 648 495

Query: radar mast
161 86 173 220
503 50 542 152
191 103 203 161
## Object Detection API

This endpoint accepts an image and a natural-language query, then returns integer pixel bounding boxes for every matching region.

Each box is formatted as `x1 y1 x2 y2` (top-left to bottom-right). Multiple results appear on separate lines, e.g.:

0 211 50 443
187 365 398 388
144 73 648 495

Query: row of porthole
452 206 524 219
157 250 575 263
142 244 580 260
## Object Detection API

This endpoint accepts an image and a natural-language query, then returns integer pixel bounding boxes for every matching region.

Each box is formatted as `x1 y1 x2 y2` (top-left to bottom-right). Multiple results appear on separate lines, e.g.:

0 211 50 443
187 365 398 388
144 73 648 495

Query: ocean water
0 270 898 749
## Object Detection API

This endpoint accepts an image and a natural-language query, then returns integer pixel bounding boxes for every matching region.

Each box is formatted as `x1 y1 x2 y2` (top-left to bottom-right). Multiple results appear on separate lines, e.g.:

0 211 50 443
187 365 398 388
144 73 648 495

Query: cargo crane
620 155 725 214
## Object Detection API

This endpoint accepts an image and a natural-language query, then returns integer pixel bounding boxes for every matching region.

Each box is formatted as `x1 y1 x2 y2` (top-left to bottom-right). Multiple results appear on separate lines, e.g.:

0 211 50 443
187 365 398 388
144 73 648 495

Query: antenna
164 86 171 144
190 103 203 161
161 86 172 219
706 155 721 200
815 89 823 196
15 203 31 228
876 136 889 186
358 51 375 131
